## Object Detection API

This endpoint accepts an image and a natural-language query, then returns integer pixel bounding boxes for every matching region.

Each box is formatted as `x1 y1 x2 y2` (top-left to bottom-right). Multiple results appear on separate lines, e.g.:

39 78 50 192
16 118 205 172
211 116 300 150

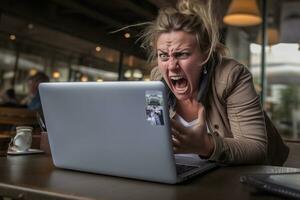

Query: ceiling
0 0 299 63
0 0 165 60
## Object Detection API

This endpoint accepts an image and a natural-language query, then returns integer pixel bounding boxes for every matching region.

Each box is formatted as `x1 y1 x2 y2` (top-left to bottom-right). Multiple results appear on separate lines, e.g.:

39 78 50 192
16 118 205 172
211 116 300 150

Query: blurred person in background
0 88 18 107
21 72 49 111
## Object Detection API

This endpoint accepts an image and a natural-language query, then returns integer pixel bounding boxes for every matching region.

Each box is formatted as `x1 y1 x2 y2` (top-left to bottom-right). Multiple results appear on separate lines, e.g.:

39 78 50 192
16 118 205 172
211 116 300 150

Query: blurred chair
0 107 37 126
284 141 300 168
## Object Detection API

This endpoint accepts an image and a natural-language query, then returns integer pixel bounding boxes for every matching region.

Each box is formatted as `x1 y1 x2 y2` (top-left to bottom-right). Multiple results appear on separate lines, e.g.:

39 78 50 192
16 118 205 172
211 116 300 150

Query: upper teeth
170 76 183 80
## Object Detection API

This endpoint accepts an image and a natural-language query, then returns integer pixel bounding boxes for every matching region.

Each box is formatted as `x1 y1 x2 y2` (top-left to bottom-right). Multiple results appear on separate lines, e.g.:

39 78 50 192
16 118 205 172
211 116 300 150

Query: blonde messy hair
141 0 226 65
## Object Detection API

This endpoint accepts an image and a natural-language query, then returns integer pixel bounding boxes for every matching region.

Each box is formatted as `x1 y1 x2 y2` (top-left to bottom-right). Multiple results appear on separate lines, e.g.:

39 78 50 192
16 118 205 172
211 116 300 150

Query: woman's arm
209 64 268 164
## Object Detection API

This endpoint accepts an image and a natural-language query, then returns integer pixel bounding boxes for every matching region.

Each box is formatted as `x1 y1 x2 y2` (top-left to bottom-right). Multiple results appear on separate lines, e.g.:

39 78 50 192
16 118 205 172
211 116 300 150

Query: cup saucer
7 147 44 155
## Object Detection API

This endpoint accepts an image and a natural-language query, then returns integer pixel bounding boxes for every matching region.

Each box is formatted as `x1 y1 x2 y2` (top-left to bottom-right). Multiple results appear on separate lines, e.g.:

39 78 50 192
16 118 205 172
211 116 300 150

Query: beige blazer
150 57 289 165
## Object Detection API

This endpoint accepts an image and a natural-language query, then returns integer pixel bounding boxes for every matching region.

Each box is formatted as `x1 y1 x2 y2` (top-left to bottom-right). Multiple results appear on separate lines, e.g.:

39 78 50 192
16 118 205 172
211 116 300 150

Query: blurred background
0 0 299 139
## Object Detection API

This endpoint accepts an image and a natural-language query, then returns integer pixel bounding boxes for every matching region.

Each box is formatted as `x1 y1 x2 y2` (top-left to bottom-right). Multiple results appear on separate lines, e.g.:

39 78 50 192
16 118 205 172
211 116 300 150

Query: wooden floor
283 142 300 168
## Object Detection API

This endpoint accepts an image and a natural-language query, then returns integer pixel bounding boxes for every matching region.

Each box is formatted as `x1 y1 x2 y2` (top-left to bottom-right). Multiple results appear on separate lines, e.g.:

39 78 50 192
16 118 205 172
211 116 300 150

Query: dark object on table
240 172 300 199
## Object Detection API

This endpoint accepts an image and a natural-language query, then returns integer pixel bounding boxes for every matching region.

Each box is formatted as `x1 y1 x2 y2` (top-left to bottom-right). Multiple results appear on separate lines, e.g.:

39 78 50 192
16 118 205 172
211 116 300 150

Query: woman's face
156 31 204 101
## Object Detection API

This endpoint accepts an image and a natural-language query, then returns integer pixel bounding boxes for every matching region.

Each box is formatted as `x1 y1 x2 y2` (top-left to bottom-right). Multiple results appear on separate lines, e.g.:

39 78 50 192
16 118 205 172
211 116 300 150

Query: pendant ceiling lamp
223 0 262 26
256 27 280 46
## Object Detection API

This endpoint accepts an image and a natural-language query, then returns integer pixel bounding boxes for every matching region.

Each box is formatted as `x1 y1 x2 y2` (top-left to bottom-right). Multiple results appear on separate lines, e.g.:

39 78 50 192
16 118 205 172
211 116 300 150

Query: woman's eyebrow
157 49 168 53
173 48 191 51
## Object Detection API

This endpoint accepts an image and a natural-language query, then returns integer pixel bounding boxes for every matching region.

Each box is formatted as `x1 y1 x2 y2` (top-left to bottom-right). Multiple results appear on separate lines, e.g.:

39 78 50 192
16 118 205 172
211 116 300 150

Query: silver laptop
39 81 217 184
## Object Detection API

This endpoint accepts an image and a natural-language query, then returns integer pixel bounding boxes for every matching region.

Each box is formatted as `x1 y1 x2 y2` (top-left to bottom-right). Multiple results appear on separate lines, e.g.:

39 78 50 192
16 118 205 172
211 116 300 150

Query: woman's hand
171 105 214 157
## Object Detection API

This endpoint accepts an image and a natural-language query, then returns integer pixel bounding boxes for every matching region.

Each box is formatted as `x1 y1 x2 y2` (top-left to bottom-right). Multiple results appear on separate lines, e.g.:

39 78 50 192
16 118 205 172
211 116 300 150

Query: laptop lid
39 81 179 183
39 81 217 184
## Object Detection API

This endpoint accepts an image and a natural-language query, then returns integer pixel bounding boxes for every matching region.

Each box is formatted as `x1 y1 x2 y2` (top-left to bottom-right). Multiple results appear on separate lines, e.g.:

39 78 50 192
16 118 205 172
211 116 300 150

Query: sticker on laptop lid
145 91 164 126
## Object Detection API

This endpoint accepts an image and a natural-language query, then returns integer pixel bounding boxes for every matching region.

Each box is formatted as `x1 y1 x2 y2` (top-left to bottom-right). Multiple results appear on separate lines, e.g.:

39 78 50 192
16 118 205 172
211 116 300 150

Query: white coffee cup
13 126 33 152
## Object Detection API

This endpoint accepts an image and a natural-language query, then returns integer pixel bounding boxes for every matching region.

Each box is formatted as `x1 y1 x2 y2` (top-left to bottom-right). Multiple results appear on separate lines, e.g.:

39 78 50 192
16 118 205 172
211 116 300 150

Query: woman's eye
159 53 169 61
176 52 190 59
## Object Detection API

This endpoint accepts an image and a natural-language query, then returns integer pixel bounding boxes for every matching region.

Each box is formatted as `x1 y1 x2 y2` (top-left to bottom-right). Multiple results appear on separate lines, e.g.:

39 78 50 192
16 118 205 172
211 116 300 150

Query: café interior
0 0 300 199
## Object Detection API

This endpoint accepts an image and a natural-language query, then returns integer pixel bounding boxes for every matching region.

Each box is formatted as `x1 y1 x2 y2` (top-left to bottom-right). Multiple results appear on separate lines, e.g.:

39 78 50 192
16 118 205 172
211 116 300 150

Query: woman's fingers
172 136 186 154
170 105 208 154
171 128 184 140
170 119 186 135
172 135 180 146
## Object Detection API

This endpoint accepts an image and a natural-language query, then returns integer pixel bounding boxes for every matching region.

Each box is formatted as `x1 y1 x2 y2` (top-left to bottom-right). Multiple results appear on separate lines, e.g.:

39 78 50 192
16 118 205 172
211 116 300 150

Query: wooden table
0 155 299 200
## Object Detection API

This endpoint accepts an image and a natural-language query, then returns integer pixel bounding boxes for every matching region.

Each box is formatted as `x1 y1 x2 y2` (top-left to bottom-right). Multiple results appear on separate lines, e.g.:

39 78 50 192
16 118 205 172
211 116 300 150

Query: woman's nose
168 57 179 70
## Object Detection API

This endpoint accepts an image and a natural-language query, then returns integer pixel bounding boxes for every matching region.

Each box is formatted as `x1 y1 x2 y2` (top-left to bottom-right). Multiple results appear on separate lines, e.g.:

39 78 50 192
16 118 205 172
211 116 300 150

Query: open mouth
169 75 188 94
